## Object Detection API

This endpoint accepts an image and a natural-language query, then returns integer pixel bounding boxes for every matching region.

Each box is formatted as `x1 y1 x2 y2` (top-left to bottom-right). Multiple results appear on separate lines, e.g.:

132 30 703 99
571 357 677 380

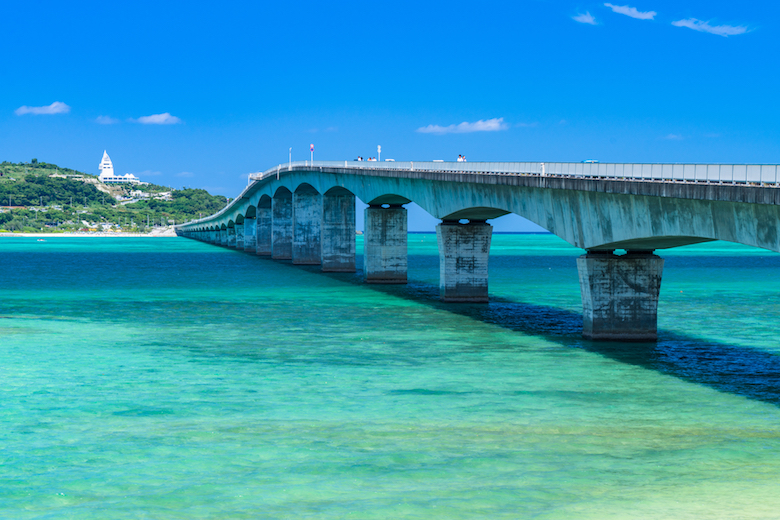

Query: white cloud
176 171 194 177
672 18 747 37
15 101 70 115
573 12 597 25
95 115 120 125
416 117 509 135
133 112 182 125
663 134 684 140
604 3 656 20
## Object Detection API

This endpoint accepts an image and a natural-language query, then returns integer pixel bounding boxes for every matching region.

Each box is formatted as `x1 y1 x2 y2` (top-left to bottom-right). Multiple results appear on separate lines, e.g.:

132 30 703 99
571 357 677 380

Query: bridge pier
292 188 322 265
436 220 492 302
211 230 218 244
321 190 356 272
272 192 293 260
235 223 245 250
256 205 272 256
227 227 237 248
577 250 664 341
243 218 256 251
364 205 407 284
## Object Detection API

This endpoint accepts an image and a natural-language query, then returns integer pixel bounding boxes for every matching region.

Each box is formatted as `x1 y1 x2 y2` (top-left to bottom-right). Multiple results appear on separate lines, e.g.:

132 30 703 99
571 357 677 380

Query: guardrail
249 160 780 185
183 160 780 228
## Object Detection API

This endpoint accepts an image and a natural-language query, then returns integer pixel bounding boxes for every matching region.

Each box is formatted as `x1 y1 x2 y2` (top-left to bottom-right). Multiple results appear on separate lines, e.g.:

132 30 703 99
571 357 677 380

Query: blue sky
2 1 777 230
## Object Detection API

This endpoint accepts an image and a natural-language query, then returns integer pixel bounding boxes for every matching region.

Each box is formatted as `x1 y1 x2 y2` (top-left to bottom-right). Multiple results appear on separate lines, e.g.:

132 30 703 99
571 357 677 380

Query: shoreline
0 232 178 238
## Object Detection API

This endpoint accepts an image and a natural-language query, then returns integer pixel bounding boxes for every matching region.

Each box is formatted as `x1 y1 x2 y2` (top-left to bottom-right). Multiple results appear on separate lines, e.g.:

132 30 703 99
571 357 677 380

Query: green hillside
0 160 226 233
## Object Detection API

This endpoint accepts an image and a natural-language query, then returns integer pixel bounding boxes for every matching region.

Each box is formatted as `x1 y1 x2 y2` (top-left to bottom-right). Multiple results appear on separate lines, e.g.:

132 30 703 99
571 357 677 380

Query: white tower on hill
99 150 114 179
97 150 142 184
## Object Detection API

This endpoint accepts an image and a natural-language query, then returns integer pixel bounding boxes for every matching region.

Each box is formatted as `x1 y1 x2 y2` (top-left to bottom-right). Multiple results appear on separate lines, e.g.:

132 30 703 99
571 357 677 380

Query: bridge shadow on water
281 261 780 408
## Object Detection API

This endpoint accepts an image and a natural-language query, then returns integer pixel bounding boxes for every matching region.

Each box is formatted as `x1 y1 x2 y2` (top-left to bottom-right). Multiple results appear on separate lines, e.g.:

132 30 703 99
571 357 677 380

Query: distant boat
37 239 46 242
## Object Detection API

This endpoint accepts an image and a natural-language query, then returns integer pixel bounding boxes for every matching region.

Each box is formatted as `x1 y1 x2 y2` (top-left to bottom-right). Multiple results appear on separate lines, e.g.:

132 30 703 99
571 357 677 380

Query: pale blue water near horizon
2 234 780 519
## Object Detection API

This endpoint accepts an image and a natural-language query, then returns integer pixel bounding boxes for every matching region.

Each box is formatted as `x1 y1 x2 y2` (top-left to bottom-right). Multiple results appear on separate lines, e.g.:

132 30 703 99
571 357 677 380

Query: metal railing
249 160 780 185
183 160 780 228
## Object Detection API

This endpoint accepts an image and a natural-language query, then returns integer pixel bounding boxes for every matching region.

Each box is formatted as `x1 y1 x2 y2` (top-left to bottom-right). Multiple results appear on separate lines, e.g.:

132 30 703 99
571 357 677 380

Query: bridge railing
184 160 780 228
249 161 780 185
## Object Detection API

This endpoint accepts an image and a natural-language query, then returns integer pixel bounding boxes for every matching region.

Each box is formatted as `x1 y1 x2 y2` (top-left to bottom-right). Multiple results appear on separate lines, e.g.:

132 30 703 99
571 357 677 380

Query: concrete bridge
177 160 780 341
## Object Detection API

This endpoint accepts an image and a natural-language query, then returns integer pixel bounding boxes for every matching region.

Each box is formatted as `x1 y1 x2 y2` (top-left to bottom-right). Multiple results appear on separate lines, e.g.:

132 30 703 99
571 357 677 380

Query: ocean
2 234 779 519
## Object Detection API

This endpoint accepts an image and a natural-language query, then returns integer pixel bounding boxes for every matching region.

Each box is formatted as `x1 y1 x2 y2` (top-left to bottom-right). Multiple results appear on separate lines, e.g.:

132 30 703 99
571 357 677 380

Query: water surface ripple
1 235 779 519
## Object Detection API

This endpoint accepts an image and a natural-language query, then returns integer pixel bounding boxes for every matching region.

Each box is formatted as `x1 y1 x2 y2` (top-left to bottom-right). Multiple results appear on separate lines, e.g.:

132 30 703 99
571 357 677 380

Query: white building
98 151 141 184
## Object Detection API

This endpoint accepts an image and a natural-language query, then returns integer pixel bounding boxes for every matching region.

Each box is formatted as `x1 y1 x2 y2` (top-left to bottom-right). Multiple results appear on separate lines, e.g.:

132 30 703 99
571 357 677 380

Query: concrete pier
292 186 322 265
243 217 256 251
577 250 664 341
436 220 492 302
321 189 356 272
364 205 407 284
272 190 293 260
235 222 245 250
227 226 237 248
220 228 228 246
256 204 272 256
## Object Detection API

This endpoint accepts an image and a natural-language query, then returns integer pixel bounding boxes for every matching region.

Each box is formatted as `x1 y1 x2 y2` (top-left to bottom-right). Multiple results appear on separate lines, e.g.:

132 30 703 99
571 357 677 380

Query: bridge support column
243 218 256 251
321 190 356 272
211 230 218 244
272 195 293 260
577 250 664 341
235 223 245 249
256 206 272 256
364 205 407 284
436 220 492 302
293 190 322 265
227 227 237 248
220 229 228 246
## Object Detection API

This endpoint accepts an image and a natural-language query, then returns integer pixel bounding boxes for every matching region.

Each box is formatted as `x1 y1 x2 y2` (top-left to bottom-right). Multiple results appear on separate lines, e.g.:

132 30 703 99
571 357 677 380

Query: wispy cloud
416 117 509 135
672 18 747 37
95 115 120 125
15 101 70 116
573 12 597 25
176 171 194 178
132 112 182 125
604 3 656 20
663 134 684 140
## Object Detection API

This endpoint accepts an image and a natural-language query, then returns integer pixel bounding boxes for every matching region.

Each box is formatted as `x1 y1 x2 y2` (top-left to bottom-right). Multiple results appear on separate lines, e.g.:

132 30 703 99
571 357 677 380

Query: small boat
37 239 46 242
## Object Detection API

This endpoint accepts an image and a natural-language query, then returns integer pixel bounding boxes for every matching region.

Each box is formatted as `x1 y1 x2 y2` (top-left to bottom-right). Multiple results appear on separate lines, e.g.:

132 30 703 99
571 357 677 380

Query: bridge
176 160 780 341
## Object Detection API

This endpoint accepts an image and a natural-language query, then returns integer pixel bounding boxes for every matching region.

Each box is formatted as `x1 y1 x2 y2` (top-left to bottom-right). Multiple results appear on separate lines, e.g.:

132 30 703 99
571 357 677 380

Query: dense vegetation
0 161 226 232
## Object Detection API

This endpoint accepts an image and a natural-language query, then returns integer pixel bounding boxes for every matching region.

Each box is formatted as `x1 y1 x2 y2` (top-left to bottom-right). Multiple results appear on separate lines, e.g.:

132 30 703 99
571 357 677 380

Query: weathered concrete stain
578 252 664 341
272 190 292 260
364 206 407 284
243 217 256 251
322 189 356 272
436 221 492 302
292 186 322 265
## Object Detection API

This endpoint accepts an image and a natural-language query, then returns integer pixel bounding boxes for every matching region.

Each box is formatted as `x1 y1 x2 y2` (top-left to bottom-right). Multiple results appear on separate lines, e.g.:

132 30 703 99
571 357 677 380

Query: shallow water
2 235 780 519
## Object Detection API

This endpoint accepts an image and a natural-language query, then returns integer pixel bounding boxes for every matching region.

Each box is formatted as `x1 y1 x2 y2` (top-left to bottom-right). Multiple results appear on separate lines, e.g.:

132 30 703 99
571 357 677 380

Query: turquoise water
2 235 780 519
